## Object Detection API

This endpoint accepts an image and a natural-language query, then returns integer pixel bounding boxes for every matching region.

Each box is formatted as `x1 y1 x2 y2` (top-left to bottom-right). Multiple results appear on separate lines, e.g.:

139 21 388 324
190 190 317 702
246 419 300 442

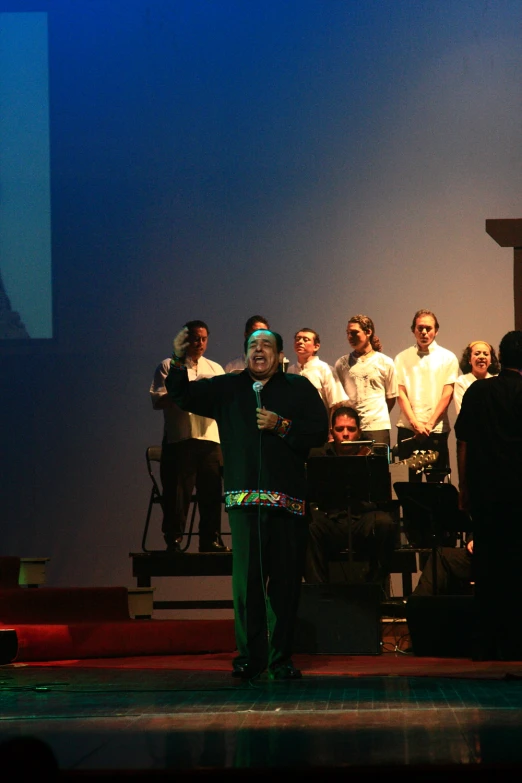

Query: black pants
397 427 450 482
304 505 396 584
229 508 308 672
160 438 223 547
412 547 473 596
472 507 522 660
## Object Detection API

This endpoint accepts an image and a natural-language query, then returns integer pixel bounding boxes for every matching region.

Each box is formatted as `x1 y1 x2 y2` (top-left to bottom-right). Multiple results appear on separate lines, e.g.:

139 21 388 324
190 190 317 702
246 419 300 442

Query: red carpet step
0 580 236 663
1 619 236 663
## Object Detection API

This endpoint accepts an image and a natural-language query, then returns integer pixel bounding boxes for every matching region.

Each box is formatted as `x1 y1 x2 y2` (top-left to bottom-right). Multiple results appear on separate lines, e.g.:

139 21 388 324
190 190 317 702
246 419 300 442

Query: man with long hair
335 314 397 446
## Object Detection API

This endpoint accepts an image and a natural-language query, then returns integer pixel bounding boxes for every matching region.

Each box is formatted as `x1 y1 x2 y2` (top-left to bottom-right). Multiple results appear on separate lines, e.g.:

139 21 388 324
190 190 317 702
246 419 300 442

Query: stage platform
2 654 522 779
130 547 421 610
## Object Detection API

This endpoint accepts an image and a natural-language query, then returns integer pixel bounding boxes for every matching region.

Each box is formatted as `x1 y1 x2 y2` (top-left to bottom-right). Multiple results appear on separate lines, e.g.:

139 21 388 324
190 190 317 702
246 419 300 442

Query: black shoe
199 536 231 553
231 662 264 680
165 538 183 553
268 663 302 681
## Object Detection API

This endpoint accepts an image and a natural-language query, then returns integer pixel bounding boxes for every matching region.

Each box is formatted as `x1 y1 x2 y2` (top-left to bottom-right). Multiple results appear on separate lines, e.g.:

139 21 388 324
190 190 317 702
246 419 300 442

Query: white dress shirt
394 340 459 433
287 356 345 410
150 355 224 443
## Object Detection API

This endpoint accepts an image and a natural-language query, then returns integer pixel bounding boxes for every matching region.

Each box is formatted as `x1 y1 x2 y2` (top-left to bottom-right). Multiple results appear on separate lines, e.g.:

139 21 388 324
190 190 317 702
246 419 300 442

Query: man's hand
256 407 278 431
173 327 189 359
411 419 431 439
466 539 474 555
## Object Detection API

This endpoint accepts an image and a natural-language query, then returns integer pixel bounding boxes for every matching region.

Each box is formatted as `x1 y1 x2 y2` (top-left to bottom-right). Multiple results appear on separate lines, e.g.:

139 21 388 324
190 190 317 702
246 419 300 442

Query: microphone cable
252 381 271 680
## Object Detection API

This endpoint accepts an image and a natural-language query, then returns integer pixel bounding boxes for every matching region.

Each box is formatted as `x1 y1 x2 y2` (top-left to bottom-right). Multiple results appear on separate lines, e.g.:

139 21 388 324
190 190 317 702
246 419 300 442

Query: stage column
486 218 522 330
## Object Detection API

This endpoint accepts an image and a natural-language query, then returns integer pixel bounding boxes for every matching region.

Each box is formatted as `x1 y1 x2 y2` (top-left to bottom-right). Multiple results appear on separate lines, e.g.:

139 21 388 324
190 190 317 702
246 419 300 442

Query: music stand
308 454 391 506
307 454 391 567
393 482 472 595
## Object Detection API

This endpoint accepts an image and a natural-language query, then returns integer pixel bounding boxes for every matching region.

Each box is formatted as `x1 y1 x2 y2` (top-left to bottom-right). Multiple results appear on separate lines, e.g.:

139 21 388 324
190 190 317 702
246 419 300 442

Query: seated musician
304 405 396 586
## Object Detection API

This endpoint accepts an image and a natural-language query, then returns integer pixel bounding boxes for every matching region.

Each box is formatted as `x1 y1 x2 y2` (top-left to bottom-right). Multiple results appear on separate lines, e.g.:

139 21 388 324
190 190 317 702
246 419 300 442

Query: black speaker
406 595 475 657
294 583 382 654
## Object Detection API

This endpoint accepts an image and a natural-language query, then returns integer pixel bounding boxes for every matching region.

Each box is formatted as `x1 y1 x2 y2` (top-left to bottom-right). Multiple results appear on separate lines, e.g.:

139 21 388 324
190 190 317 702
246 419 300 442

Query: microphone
253 381 263 408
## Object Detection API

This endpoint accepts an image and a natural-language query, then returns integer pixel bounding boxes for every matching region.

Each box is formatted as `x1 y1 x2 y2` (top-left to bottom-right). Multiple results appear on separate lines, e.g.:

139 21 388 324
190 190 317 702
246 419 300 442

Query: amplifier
294 583 382 655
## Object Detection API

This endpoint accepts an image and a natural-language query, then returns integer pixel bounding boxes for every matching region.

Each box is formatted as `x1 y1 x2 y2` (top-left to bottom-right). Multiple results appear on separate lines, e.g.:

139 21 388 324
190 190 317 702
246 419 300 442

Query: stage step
127 587 155 619
130 551 233 585
0 557 50 589
19 558 50 587
1 558 155 621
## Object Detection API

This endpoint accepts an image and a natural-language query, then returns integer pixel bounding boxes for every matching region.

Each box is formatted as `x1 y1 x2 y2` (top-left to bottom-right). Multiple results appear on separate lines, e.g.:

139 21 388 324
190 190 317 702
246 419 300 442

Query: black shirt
455 369 522 511
166 365 328 515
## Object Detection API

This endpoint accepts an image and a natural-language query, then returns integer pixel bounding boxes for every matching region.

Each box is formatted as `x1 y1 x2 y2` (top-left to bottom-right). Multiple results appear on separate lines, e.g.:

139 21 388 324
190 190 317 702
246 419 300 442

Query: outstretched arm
165 328 219 420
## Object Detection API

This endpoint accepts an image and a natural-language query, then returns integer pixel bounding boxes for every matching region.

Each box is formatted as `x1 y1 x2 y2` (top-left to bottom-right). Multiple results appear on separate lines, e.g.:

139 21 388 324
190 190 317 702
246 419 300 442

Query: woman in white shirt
454 340 499 415
334 314 397 446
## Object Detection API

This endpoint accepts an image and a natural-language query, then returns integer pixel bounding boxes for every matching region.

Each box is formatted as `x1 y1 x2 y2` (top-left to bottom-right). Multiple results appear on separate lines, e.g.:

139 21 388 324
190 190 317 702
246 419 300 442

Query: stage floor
2 655 522 777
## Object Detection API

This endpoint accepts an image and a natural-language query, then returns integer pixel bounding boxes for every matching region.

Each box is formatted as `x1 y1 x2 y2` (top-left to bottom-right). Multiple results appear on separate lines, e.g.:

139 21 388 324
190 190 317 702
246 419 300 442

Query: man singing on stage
166 327 328 680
